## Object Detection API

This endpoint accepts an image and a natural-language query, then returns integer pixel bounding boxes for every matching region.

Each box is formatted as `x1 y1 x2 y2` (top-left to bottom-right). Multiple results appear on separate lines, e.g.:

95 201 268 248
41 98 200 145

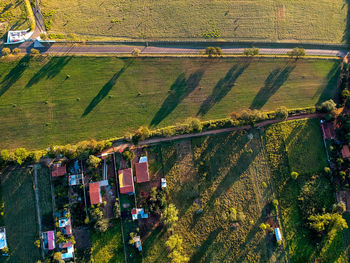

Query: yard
265 119 346 262
142 131 285 262
0 167 41 263
0 56 340 150
39 0 348 43
0 0 28 39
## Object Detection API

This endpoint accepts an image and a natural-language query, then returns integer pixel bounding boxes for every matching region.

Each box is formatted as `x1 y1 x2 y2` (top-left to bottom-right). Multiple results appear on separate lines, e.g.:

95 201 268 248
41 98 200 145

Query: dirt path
33 164 44 259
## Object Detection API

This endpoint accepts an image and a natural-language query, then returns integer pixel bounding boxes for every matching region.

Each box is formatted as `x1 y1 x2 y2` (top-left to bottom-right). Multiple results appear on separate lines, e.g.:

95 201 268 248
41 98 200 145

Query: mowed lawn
265 119 345 262
0 56 340 150
0 167 41 263
40 0 348 43
143 132 285 262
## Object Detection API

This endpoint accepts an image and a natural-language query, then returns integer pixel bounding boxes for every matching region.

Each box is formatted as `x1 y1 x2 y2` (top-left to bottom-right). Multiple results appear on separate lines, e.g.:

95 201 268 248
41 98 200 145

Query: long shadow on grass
250 62 296 110
314 61 341 105
342 0 350 45
150 69 205 126
0 56 31 97
189 227 222 263
82 60 133 117
25 56 72 88
197 61 250 116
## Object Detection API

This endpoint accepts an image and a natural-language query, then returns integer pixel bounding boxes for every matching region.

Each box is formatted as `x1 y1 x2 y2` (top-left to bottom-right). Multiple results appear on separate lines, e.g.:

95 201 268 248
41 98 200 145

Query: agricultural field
0 56 340 150
0 0 28 39
142 131 286 262
265 119 346 262
39 0 349 43
0 167 41 263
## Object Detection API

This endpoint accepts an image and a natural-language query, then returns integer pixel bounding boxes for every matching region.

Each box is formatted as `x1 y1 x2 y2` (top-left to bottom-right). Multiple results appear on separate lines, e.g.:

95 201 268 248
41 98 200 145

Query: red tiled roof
89 182 101 205
135 162 150 183
66 225 72 235
342 145 350 159
118 169 134 194
51 165 66 177
60 241 72 249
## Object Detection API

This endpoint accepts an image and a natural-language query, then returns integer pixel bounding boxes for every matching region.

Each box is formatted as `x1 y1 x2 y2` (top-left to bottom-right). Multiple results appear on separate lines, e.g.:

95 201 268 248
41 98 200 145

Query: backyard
40 0 348 43
0 56 340 150
265 119 347 262
142 131 285 262
0 167 41 263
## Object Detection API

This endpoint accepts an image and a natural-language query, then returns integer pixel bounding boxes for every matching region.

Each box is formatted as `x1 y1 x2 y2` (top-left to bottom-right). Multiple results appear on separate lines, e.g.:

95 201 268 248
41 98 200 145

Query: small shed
0 228 7 250
131 208 149 220
133 236 142 251
51 164 67 177
274 228 282 242
342 145 350 159
69 174 83 186
89 182 102 205
161 178 167 188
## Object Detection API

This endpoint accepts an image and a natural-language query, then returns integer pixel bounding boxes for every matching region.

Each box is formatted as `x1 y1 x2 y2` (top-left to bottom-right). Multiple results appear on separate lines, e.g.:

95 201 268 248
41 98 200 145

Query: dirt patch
73 227 91 250
277 5 285 21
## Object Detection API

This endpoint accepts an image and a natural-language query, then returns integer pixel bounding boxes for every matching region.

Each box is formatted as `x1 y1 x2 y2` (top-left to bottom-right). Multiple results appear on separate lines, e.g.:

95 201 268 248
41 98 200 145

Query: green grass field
265 119 346 262
40 0 349 43
0 167 41 263
0 56 340 150
0 0 29 39
36 165 54 231
143 132 285 262
90 222 125 263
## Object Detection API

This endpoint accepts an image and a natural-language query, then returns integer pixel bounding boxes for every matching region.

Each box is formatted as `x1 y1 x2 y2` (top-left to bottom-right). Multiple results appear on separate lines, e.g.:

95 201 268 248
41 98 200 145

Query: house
58 211 72 236
61 245 74 260
321 122 336 140
161 178 167 188
69 174 83 186
51 163 67 177
135 156 150 183
0 228 7 250
89 182 102 205
342 145 350 159
133 236 142 251
118 168 135 194
131 208 149 221
274 228 282 242
42 231 55 250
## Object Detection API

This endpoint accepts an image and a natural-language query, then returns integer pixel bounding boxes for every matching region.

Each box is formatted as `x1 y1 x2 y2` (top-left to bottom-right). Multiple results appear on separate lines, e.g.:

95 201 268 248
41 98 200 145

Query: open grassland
265 119 346 262
40 0 349 43
36 164 54 231
0 56 340 150
143 132 286 262
0 167 41 263
0 0 28 39
90 222 125 263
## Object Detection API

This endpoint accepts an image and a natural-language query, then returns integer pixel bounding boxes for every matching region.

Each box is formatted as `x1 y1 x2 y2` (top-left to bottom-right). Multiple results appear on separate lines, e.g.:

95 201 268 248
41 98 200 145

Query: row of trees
203 47 305 58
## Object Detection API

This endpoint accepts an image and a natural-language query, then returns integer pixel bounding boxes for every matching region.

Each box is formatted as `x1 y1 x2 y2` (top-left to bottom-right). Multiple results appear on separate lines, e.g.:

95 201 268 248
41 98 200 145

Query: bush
272 199 279 209
132 48 141 56
287 47 306 58
275 106 288 120
1 48 10 56
205 47 222 57
324 167 331 175
291 171 299 180
14 148 29 165
31 49 40 55
319 99 336 113
259 223 267 231
243 47 259 56
12 48 21 55
342 90 350 100
122 149 134 162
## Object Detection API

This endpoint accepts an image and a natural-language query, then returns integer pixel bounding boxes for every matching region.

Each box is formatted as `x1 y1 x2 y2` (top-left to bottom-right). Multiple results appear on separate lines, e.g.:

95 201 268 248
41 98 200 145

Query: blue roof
274 228 282 242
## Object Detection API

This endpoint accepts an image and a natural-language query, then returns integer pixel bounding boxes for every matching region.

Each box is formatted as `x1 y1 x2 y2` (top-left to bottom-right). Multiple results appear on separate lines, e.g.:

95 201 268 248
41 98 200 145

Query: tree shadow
250 62 296 110
25 56 72 88
197 61 250 116
0 56 31 97
189 227 222 263
342 0 350 44
82 60 134 117
150 69 205 126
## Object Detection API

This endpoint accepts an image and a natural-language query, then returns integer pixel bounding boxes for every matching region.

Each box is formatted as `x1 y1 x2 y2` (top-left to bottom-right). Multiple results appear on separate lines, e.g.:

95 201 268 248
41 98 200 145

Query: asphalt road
15 41 348 57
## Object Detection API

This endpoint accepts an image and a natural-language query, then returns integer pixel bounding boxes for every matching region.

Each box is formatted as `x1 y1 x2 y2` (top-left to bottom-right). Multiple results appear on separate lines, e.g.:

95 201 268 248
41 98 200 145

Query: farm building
118 168 135 194
42 231 55 250
89 182 102 205
131 208 149 220
0 228 7 250
135 156 150 183
51 163 67 177
274 228 282 242
342 145 350 159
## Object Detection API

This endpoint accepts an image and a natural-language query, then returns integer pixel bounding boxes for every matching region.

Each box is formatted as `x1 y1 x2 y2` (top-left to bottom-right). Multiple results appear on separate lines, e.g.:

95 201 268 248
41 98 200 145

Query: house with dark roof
51 163 67 177
89 182 102 205
321 122 336 140
135 157 150 183
118 168 135 194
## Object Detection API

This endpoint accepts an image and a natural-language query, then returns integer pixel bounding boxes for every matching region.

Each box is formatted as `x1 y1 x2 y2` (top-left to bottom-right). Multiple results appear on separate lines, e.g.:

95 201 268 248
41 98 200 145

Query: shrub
259 223 267 231
275 106 288 120
122 149 134 162
205 47 222 57
324 167 331 175
332 202 346 214
272 199 279 209
87 155 101 168
12 48 21 55
34 239 41 248
14 148 28 165
185 117 203 132
163 203 179 228
287 47 306 58
342 90 350 100
132 48 141 56
291 171 299 180
319 99 336 113
1 48 10 56
31 49 40 55
243 47 259 56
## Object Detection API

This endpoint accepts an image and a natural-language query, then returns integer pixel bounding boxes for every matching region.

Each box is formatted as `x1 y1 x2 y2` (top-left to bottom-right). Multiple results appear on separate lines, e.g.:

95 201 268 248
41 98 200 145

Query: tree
259 223 267 231
163 203 179 228
243 47 259 56
122 149 134 162
320 99 336 113
342 89 350 100
31 48 40 55
12 48 21 55
168 249 189 263
185 117 203 132
1 48 10 56
114 198 121 219
275 106 288 120
287 47 306 59
215 47 223 57
229 207 237 221
0 150 10 164
205 47 222 57
272 199 279 209
14 148 28 165
165 234 183 251
291 171 299 180
332 202 346 214
87 155 101 168
95 219 109 232
53 252 63 262
324 167 331 175
34 239 41 248
132 48 141 56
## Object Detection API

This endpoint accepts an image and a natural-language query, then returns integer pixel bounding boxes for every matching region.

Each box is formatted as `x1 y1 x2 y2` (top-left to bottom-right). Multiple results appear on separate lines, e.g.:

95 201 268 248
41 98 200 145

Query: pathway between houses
33 164 44 259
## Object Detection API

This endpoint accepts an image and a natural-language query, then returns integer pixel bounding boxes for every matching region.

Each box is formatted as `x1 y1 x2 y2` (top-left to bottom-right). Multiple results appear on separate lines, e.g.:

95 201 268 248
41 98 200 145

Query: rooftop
89 182 102 205
118 168 134 194
52 164 67 177
135 162 150 183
